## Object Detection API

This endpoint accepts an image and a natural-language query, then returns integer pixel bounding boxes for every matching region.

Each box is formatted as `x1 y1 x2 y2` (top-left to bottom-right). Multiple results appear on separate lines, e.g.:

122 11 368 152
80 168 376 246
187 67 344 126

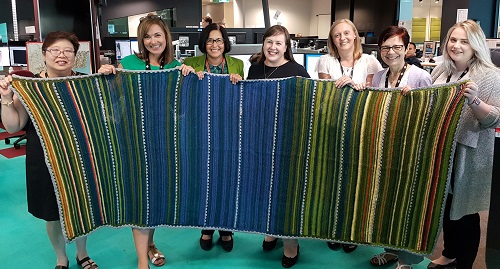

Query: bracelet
1 99 14 106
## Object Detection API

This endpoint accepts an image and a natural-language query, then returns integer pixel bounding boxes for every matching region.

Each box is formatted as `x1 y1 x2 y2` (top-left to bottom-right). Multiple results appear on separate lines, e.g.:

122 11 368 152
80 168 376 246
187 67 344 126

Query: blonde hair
441 20 496 75
327 19 362 61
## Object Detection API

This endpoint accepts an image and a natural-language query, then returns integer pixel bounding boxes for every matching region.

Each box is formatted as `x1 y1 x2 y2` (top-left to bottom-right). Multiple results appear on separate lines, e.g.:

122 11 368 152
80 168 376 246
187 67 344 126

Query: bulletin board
26 41 92 75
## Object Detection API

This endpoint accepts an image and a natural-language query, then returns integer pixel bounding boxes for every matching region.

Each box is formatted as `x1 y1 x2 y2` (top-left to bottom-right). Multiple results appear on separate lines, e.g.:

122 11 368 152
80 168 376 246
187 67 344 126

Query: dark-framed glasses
206 38 224 45
380 45 405 52
44 48 75 57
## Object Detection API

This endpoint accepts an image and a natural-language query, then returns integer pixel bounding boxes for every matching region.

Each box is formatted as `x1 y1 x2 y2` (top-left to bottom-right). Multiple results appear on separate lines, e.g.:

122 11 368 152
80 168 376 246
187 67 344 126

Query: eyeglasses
44 48 75 57
140 14 162 22
206 38 224 45
380 45 405 52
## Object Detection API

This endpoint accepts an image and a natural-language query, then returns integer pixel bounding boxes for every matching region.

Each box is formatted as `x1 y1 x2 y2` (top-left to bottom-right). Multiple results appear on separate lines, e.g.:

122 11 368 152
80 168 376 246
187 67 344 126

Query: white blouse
315 53 383 84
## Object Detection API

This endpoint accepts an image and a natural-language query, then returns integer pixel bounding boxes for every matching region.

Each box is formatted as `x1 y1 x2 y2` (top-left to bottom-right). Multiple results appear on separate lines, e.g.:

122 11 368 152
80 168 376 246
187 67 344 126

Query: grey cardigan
431 64 500 220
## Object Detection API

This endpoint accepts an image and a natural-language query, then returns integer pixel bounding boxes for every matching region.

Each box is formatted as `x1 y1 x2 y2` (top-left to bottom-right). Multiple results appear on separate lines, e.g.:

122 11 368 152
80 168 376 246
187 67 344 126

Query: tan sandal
147 244 165 267
370 252 399 266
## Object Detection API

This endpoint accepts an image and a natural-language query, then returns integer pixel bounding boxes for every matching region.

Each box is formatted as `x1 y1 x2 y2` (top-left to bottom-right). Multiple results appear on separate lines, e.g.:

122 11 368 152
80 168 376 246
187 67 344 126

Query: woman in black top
247 25 309 268
0 31 98 269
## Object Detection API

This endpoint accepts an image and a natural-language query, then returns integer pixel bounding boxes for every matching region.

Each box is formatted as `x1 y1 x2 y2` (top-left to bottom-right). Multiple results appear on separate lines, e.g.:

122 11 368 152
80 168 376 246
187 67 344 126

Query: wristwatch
470 96 481 106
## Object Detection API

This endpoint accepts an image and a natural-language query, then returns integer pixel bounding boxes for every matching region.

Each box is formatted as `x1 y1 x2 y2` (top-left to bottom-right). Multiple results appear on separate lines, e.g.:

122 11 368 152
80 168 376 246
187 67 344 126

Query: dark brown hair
42 31 80 54
198 23 231 54
377 26 410 49
259 25 295 63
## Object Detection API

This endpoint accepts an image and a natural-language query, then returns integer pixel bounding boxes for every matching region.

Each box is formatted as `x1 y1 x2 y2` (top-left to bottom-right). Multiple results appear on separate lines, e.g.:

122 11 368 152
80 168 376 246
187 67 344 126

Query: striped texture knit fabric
11 69 465 254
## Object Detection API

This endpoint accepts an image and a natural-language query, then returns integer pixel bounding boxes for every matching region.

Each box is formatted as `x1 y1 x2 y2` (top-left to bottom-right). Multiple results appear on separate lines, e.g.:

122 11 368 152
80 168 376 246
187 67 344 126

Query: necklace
446 67 469 83
385 63 408 88
338 57 354 78
205 57 226 74
145 57 165 70
264 64 280 79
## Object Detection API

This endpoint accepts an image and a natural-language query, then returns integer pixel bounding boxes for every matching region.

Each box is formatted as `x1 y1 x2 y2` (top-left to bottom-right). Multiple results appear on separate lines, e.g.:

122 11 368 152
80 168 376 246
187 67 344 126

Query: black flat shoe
219 233 234 252
200 234 213 251
262 238 278 251
342 244 357 253
55 262 69 269
281 245 299 268
327 242 341 250
427 260 457 269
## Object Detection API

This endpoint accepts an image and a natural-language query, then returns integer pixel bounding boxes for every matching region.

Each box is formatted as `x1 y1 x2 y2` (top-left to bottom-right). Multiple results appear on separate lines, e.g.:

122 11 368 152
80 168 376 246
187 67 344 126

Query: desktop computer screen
9 46 27 66
0 46 10 66
115 40 131 60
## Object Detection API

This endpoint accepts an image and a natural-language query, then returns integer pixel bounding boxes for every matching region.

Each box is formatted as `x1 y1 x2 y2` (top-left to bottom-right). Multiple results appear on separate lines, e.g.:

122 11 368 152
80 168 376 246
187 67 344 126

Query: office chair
1 69 35 149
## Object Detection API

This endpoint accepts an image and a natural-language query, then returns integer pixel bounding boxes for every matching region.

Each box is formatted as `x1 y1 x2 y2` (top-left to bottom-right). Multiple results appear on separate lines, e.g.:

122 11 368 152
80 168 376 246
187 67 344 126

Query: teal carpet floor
0 128 433 269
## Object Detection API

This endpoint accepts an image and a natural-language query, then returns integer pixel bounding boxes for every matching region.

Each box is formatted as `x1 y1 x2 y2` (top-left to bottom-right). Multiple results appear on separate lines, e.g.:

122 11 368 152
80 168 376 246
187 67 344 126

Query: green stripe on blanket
11 69 465 254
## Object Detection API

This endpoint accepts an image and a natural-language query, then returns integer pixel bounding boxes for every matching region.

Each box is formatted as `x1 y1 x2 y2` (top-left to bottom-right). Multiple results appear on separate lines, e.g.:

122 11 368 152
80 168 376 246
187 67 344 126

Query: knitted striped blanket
11 69 465 254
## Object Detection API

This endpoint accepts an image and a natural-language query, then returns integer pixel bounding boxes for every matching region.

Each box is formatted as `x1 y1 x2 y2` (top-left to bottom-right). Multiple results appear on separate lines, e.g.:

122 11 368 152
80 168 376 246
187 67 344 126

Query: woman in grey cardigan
427 20 500 269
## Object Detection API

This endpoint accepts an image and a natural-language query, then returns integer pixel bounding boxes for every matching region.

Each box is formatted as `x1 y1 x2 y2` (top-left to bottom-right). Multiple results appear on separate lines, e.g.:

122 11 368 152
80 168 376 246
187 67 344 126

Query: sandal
370 252 399 266
76 256 98 269
396 263 412 269
148 244 166 267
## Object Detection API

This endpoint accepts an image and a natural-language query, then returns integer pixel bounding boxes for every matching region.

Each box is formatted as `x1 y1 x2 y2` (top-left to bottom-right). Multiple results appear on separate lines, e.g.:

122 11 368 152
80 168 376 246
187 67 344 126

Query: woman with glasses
183 23 243 251
315 19 382 91
426 20 500 269
369 26 432 269
247 25 309 268
99 13 194 269
0 31 98 269
182 23 243 252
184 23 243 86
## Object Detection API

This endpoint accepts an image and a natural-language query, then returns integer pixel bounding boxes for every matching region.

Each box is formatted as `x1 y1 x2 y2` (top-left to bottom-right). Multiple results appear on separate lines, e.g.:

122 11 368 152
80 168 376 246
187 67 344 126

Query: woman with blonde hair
427 20 500 269
315 18 382 253
315 19 382 91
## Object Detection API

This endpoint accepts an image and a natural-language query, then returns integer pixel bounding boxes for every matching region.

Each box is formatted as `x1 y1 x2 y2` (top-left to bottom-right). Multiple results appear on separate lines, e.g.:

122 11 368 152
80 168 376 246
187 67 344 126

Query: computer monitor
130 40 139 54
304 53 322 79
0 47 10 66
9 46 27 66
226 32 247 44
490 49 500 67
115 40 131 60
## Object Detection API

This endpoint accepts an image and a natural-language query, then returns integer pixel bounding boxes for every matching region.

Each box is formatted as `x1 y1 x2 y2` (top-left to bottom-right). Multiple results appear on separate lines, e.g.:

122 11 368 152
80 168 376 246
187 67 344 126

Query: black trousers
201 229 232 236
442 194 481 269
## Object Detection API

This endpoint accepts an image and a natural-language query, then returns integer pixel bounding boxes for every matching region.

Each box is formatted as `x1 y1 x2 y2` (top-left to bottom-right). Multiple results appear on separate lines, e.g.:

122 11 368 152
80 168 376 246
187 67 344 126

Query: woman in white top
315 19 383 90
315 19 382 254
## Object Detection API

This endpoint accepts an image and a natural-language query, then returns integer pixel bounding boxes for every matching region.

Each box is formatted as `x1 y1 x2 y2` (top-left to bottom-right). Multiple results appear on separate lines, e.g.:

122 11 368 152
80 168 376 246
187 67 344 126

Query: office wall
309 0 331 37
469 0 497 37
38 0 93 41
241 0 312 36
100 0 202 37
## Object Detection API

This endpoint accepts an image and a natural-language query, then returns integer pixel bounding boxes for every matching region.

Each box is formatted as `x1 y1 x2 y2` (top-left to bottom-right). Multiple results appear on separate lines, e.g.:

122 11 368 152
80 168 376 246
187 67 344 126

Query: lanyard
145 57 165 70
338 57 354 78
385 63 408 88
205 57 226 74
446 67 469 83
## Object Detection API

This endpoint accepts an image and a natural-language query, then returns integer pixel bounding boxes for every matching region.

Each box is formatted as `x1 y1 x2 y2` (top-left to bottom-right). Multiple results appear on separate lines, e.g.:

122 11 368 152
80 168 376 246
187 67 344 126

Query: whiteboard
317 14 331 39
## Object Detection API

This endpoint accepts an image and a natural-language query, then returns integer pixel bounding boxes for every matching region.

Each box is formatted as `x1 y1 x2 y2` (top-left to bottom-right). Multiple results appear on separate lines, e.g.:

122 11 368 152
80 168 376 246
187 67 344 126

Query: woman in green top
184 23 243 84
183 23 243 253
99 14 194 269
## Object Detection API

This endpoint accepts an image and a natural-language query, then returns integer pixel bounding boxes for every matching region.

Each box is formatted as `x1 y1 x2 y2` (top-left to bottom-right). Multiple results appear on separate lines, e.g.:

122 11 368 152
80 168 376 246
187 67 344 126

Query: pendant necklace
264 64 280 79
338 57 354 78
